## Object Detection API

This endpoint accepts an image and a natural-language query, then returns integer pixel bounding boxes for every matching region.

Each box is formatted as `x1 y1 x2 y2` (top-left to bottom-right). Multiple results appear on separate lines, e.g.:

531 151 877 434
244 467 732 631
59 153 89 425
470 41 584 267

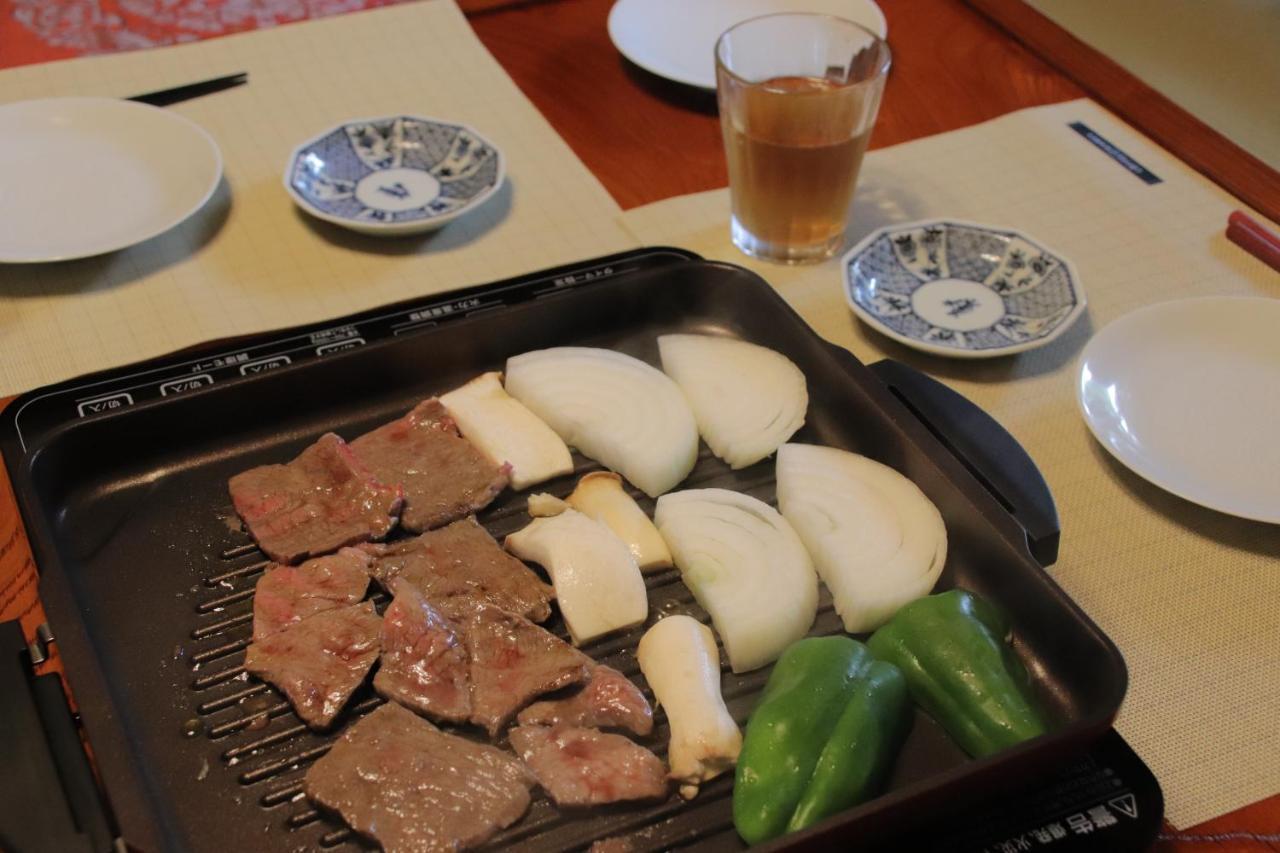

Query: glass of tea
716 14 891 264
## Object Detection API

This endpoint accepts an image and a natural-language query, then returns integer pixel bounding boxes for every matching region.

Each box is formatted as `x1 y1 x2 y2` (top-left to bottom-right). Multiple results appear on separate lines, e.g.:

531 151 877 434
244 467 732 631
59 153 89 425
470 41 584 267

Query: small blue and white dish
285 116 505 236
842 220 1086 358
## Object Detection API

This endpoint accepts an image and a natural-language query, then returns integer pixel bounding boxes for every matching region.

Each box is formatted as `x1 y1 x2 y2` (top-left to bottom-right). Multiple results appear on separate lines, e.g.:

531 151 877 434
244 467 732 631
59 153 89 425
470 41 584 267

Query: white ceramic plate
1077 297 1280 523
607 0 888 91
0 97 222 263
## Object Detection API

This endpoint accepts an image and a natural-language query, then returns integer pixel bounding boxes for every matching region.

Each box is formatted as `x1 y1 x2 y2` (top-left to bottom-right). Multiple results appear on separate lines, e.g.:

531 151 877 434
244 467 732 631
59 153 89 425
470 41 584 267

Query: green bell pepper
787 659 909 833
733 636 910 844
866 588 1047 759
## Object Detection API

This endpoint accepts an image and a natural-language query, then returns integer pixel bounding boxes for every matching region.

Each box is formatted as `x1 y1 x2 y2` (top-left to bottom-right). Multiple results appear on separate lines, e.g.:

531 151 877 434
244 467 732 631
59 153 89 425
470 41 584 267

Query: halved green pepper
733 636 910 844
866 588 1047 759
787 659 909 832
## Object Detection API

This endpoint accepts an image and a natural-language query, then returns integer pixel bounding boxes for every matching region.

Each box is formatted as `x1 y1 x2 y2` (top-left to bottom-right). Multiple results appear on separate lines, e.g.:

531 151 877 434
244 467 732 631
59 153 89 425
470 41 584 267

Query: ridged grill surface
186 446 845 852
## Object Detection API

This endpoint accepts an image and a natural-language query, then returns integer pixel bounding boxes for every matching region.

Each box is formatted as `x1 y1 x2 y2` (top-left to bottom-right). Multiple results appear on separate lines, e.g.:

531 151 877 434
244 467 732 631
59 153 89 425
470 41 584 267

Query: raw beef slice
509 725 668 806
464 605 591 736
245 601 381 730
517 665 653 736
374 578 472 723
305 703 533 853
351 399 509 532
229 433 402 564
367 516 553 622
252 547 371 641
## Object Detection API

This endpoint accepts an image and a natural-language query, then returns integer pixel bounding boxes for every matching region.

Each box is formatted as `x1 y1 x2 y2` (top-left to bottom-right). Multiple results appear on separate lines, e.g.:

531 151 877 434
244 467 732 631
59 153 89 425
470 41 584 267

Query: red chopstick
1227 210 1280 274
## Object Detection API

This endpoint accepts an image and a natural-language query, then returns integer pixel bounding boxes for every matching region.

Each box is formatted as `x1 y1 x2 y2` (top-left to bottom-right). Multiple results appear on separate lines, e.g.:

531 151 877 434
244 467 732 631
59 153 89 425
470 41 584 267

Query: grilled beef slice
509 725 668 807
252 547 371 641
374 578 472 723
305 703 533 853
366 516 554 623
229 433 402 564
351 399 509 533
244 601 381 730
516 665 654 736
464 605 591 736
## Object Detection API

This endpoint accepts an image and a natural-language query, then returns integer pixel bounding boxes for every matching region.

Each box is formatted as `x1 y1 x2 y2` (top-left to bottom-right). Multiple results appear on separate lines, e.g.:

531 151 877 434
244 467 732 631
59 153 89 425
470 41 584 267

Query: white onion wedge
439 371 573 491
566 472 672 572
658 334 807 469
776 443 947 634
637 615 741 799
505 508 648 644
504 348 698 498
655 488 817 672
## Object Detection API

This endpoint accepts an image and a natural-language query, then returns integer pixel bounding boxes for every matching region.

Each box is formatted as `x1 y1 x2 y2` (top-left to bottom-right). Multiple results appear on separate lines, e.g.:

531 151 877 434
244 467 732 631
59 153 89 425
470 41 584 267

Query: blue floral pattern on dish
842 221 1085 357
287 116 502 229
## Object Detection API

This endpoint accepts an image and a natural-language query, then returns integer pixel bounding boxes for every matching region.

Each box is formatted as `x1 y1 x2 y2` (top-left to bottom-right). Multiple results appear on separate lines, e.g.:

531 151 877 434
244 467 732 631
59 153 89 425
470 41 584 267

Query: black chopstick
127 72 248 107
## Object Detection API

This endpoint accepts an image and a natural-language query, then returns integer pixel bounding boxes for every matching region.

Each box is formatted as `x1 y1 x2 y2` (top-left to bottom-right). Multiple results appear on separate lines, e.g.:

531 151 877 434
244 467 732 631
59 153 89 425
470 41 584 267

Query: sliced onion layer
505 508 648 644
658 334 807 469
440 371 573 491
776 443 947 633
655 488 817 672
505 347 698 498
567 472 672 572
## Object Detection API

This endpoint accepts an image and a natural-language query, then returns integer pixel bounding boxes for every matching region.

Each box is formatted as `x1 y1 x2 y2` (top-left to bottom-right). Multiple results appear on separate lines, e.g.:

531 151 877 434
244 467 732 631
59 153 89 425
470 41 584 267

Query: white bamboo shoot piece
505 509 647 644
440 371 573 490
637 615 741 799
566 472 672 572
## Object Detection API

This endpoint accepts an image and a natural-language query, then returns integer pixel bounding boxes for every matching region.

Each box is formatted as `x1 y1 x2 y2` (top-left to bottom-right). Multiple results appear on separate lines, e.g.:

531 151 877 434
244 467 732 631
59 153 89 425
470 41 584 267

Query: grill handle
0 620 117 853
867 358 1061 567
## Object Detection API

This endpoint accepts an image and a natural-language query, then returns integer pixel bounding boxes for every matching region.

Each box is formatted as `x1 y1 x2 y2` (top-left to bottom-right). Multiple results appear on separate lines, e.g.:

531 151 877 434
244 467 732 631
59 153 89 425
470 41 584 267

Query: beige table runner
620 98 1280 829
0 0 637 395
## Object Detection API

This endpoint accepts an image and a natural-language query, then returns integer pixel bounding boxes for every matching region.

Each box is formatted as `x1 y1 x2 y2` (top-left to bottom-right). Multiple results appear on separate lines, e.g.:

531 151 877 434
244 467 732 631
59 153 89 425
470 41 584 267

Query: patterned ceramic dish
842 220 1086 358
285 116 505 236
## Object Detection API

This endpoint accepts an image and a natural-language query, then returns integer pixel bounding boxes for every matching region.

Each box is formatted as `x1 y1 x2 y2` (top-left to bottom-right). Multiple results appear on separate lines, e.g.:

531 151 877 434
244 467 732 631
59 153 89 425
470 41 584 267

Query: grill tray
1 249 1126 852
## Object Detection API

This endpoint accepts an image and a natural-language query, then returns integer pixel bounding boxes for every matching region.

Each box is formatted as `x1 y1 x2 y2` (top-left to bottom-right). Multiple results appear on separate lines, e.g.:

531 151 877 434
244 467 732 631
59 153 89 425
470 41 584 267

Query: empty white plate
1078 297 1280 523
0 97 222 263
607 0 888 91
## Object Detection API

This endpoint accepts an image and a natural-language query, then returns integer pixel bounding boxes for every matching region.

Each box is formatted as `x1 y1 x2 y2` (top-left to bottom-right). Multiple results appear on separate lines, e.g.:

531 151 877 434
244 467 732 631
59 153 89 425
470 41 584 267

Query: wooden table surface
466 0 1084 210
1 0 1277 849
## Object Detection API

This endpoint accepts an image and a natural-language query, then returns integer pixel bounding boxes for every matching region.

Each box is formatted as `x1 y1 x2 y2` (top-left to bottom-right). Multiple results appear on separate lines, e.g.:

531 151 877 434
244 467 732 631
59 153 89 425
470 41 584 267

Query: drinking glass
716 14 891 264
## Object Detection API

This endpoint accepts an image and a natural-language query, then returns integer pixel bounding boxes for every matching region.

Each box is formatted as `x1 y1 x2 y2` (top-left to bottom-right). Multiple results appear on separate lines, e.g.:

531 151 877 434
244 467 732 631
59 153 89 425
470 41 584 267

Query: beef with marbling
464 605 591 736
244 601 381 730
252 547 371 641
229 433 402 564
517 664 653 736
367 516 553 623
306 703 533 852
351 399 508 533
509 725 668 807
374 578 472 724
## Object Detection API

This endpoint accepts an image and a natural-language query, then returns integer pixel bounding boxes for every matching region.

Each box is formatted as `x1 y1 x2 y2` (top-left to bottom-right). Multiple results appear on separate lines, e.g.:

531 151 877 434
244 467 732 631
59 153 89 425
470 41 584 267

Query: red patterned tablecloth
0 0 412 69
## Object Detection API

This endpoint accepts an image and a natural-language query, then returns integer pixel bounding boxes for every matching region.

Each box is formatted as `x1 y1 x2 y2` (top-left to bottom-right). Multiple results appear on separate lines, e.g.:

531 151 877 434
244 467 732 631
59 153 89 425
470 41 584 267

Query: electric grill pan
0 248 1129 852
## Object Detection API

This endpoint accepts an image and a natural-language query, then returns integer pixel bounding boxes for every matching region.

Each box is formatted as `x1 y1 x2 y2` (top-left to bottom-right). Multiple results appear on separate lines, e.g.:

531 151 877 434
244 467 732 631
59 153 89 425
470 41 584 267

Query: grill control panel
6 249 694 453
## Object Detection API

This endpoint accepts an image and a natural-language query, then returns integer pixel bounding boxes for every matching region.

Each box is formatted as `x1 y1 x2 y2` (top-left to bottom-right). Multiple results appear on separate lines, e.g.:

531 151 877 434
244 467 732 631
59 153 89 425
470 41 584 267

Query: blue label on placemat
1068 122 1162 185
